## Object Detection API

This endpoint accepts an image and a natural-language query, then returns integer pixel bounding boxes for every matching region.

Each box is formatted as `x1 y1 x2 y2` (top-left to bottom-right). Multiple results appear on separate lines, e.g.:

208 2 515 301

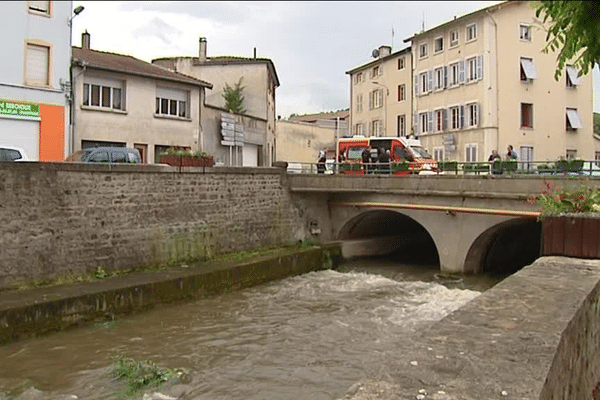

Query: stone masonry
0 163 309 289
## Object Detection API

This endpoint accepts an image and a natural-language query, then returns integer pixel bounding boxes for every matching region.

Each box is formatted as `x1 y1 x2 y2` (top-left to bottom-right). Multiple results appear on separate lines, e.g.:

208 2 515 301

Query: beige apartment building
153 38 280 167
347 45 413 138
406 0 595 163
71 33 212 164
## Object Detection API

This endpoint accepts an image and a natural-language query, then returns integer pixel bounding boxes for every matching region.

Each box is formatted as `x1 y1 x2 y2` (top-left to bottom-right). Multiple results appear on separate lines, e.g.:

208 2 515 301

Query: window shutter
427 70 433 92
369 92 373 109
442 109 448 131
427 111 433 133
444 66 448 88
27 44 49 85
458 60 465 84
476 55 483 80
378 89 383 107
476 103 480 126
414 75 419 97
460 105 465 128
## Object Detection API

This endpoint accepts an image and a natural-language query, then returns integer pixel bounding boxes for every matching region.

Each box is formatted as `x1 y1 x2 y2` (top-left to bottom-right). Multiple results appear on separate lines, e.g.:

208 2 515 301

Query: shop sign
0 100 40 118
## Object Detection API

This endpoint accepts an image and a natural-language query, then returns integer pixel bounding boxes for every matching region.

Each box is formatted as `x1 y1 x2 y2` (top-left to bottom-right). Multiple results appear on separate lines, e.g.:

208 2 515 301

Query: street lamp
68 5 84 156
372 81 389 137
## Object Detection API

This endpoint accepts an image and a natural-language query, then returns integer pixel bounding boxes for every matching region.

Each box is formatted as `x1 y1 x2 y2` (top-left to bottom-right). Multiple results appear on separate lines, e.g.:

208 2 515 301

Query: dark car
66 147 141 164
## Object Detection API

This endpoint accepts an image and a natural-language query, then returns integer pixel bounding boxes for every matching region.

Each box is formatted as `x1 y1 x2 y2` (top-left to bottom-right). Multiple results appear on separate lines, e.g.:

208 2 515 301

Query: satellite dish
371 49 380 58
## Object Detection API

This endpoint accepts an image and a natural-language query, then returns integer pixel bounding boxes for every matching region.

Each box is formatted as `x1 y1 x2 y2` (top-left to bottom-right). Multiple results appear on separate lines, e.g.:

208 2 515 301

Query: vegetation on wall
222 77 246 114
533 1 600 80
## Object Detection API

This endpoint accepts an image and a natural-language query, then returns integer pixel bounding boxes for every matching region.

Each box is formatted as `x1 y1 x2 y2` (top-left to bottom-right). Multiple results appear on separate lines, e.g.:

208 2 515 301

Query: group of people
361 146 391 173
488 145 518 162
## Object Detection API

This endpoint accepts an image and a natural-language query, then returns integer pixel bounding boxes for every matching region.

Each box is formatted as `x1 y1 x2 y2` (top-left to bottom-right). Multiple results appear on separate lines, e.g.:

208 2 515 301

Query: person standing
361 147 371 173
317 149 326 174
488 150 502 175
488 150 501 162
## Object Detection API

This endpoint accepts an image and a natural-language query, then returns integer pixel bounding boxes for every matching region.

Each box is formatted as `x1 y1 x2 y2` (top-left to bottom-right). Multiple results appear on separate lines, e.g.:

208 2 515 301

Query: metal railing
285 160 600 177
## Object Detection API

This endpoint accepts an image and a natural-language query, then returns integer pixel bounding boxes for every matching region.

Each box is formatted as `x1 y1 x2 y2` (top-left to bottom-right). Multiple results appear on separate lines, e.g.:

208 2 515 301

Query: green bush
391 161 409 171
463 163 490 173
501 160 518 172
340 163 361 171
439 161 458 172
556 158 584 172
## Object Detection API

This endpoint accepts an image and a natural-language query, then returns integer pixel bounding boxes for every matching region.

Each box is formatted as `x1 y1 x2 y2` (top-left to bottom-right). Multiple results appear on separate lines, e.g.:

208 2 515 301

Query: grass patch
109 354 180 396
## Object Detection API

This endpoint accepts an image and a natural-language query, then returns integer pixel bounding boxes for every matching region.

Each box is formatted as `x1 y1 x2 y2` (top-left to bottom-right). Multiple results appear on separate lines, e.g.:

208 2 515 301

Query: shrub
109 354 180 396
391 161 409 171
439 161 458 172
527 180 600 216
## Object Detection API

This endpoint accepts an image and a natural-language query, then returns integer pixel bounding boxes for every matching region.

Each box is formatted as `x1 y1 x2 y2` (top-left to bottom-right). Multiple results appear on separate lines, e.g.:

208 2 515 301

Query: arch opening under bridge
337 209 440 267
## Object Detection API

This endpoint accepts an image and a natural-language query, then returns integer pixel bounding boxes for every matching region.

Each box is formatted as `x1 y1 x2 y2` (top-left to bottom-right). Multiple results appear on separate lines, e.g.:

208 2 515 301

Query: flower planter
542 215 600 258
160 155 214 167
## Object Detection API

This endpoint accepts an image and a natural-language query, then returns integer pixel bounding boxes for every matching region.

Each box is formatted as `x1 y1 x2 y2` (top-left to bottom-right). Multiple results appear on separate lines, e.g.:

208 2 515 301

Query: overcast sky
71 1 600 119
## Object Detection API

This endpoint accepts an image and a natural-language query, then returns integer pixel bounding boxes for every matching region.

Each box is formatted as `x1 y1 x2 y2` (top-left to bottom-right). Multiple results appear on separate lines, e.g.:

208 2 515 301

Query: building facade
346 45 413 139
153 38 280 167
406 0 595 163
0 1 72 161
71 33 212 163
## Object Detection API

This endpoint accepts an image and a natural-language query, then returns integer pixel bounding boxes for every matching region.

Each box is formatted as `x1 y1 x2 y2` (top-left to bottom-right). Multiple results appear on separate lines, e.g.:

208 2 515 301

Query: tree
222 77 246 114
533 1 600 80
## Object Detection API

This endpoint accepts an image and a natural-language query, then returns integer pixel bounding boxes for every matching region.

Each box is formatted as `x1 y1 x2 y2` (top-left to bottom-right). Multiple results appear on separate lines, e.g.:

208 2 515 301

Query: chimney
199 37 207 61
253 47 257 59
82 30 90 50
379 45 391 58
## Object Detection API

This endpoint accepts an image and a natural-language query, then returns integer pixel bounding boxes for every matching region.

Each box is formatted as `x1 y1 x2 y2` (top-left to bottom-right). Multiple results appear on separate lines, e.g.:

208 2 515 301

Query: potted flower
159 147 214 167
527 180 600 258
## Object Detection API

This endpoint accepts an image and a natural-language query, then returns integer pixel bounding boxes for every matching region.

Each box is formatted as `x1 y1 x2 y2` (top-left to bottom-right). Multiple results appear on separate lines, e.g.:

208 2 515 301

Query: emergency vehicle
337 136 438 175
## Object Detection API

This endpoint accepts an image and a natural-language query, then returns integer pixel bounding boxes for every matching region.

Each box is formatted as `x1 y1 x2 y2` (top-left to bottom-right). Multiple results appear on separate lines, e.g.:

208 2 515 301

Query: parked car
0 146 29 161
66 147 141 164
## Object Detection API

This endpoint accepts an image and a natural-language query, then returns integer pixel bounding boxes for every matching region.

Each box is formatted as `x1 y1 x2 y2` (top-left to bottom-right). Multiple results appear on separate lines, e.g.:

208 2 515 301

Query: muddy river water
0 257 504 399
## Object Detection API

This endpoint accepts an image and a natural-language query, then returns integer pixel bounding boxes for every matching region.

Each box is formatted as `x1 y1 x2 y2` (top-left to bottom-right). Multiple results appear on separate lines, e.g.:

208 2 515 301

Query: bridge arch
337 209 440 265
464 218 542 275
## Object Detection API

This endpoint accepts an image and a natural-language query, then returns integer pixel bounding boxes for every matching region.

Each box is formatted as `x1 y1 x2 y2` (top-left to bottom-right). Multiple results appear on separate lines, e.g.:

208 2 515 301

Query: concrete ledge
0 244 342 345
339 256 600 400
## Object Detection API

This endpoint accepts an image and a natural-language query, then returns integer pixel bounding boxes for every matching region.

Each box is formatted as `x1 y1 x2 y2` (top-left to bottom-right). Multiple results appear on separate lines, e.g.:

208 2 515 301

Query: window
566 65 581 87
419 112 428 134
434 36 444 53
398 57 405 70
520 146 534 171
29 1 50 14
450 106 460 130
466 103 478 127
356 94 363 112
433 147 444 161
355 123 364 136
434 67 444 90
371 66 381 78
566 108 583 131
520 57 537 81
566 149 577 159
89 151 110 163
397 115 406 136
466 57 477 82
397 84 405 101
519 24 531 41
83 79 124 110
435 109 443 132
450 30 459 47
419 72 428 94
370 89 383 109
372 120 382 136
449 62 459 86
354 72 363 84
466 144 477 162
466 23 477 41
156 87 188 118
595 151 600 167
419 42 428 58
521 103 533 128
26 43 49 86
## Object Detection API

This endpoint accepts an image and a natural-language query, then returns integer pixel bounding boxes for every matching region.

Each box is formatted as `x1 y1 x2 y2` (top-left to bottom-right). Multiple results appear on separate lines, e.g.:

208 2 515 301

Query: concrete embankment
338 256 600 400
0 244 342 345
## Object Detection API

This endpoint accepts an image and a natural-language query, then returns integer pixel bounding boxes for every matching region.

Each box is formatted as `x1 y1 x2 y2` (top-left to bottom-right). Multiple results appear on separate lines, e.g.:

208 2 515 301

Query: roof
152 55 280 88
289 110 350 122
345 46 411 75
72 47 213 89
403 1 513 43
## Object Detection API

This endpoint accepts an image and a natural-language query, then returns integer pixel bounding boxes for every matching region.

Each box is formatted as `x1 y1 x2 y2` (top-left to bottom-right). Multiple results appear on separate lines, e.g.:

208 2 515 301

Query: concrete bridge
287 173 600 274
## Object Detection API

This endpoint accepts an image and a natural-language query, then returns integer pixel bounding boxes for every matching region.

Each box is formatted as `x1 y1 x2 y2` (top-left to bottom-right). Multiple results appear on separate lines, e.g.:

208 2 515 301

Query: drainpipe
486 9 500 153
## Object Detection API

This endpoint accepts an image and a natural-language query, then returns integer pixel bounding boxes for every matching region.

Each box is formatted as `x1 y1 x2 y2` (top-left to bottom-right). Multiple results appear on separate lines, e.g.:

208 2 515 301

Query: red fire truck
337 136 438 175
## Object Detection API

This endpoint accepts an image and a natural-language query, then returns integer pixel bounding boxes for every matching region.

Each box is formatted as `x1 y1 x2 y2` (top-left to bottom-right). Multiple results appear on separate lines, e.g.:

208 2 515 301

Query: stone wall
0 163 309 289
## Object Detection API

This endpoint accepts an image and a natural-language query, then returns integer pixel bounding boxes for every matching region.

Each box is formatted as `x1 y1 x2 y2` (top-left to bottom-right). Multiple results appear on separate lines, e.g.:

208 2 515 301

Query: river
0 257 504 400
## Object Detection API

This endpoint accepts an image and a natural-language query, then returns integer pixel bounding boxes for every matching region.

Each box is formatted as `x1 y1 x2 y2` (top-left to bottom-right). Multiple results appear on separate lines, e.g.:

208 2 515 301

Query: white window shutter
460 105 465 128
476 102 480 126
458 60 465 84
413 113 418 135
477 55 483 80
27 44 49 85
427 111 433 133
427 70 433 92
414 75 419 97
442 108 448 131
